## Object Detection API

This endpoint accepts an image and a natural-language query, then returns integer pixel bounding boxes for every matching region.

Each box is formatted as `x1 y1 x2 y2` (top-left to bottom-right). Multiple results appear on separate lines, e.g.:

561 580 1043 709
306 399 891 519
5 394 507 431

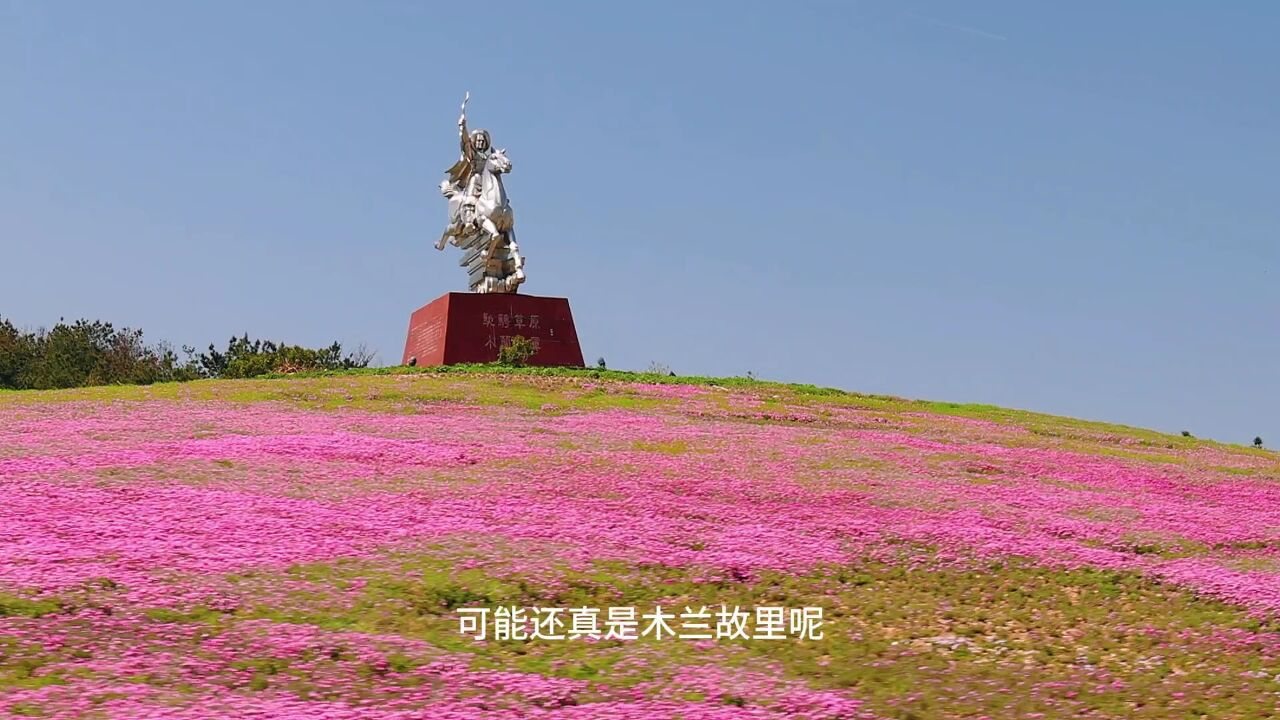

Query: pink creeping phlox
2 387 1279 717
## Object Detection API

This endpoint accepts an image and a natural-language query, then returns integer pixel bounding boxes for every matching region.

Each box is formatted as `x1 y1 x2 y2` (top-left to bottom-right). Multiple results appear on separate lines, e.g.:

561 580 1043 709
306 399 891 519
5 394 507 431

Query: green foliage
0 318 32 389
0 317 200 390
0 317 374 390
194 335 373 379
1255 436 1265 449
496 335 536 367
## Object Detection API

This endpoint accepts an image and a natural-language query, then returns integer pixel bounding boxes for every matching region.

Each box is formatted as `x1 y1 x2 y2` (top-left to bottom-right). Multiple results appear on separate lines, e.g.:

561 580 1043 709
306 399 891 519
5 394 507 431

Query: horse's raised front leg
477 217 504 262
479 217 501 245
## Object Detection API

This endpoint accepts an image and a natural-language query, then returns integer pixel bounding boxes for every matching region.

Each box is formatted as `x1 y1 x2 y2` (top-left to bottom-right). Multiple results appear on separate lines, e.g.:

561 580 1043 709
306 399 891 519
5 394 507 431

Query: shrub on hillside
0 317 201 389
0 317 375 389
646 361 672 375
496 335 536 368
194 335 374 379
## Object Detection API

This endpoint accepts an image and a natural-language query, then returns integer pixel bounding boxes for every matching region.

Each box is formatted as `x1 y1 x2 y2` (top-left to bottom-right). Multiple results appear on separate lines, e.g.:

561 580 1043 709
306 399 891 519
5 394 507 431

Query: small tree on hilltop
497 335 536 367
646 361 672 376
1255 437 1265 449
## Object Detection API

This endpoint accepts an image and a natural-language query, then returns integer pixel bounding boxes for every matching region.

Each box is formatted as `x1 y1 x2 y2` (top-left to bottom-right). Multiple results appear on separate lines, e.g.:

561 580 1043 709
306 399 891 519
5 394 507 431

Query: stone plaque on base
402 292 585 368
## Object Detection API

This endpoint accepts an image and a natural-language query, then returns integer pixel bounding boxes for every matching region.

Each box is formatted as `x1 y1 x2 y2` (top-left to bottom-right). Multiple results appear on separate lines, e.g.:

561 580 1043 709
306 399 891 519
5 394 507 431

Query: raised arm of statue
457 92 472 158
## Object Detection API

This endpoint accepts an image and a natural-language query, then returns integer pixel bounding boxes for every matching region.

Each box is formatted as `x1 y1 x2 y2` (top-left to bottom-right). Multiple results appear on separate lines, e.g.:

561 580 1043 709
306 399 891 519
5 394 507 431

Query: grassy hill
1 368 1278 719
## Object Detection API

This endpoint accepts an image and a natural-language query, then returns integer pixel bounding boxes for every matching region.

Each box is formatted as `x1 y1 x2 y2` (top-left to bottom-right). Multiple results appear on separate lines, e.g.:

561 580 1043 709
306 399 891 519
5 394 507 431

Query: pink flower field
2 369 1279 719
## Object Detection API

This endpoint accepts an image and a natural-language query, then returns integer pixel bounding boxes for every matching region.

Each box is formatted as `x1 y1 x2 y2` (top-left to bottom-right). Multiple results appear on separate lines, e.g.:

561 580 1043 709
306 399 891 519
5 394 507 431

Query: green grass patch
0 594 61 619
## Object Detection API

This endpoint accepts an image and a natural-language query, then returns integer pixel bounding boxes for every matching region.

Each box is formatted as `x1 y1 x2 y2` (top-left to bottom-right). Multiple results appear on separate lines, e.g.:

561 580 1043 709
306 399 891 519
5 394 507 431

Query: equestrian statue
435 92 526 294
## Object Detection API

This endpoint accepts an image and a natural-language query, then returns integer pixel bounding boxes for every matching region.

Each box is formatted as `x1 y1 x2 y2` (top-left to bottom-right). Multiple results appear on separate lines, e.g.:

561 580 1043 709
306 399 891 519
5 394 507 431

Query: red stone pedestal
402 293 585 368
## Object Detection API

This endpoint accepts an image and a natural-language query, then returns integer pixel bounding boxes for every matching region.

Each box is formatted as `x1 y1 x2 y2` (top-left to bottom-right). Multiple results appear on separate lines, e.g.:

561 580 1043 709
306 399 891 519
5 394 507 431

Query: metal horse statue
436 92 525 294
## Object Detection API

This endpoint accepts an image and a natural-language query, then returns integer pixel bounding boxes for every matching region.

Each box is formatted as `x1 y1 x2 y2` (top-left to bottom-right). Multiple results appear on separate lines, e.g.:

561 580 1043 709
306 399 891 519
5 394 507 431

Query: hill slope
2 369 1279 719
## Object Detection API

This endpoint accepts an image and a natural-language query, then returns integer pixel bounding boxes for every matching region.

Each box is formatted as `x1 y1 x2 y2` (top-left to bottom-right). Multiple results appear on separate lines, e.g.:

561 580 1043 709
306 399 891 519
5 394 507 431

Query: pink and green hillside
2 369 1278 719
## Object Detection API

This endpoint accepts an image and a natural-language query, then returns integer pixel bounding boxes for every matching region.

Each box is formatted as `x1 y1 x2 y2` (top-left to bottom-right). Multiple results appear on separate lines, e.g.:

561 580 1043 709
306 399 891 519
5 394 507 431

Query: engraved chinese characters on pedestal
435 92 526 294
481 310 542 354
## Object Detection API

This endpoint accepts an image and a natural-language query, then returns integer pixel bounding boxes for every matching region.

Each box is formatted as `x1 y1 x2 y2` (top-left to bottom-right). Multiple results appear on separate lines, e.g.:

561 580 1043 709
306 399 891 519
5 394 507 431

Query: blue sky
1 1 1275 445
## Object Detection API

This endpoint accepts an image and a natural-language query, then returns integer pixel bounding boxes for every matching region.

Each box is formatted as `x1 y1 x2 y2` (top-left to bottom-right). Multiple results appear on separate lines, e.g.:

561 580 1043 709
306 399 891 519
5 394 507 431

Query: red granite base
402 293 585 368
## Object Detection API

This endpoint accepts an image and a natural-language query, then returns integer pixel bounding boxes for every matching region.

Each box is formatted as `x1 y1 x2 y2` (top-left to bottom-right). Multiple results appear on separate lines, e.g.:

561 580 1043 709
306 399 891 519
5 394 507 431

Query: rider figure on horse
438 106 500 248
